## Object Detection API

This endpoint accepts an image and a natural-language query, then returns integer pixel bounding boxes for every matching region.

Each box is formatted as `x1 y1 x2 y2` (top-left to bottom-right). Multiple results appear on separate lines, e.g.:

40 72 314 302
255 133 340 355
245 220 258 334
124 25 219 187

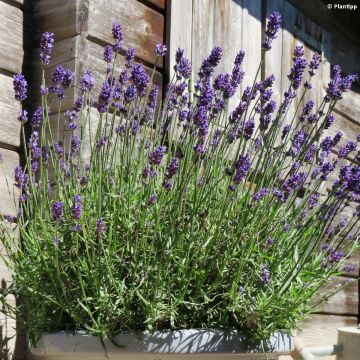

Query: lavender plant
0 13 359 346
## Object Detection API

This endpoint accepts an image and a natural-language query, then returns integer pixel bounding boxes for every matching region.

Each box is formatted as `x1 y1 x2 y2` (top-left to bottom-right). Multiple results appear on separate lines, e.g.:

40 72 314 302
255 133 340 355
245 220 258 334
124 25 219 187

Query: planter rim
31 329 294 356
337 326 360 334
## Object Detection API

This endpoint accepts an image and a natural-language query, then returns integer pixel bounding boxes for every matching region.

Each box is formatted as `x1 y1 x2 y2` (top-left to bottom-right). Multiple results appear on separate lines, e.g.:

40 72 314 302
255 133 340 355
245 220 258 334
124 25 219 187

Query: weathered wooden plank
142 0 165 11
1 0 24 8
264 0 284 109
0 1 23 74
312 276 358 316
326 110 360 153
191 0 244 115
279 314 358 360
241 0 262 94
87 0 164 67
0 74 22 148
167 0 193 80
0 148 20 217
280 1 301 124
34 0 81 42
334 90 360 127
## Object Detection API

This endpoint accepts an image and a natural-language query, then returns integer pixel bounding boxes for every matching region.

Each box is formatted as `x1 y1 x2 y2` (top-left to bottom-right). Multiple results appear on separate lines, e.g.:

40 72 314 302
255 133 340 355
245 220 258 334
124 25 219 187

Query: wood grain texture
0 148 20 217
191 0 246 114
0 74 22 148
334 89 360 126
241 0 262 93
142 0 165 11
0 1 23 74
279 314 358 360
167 0 192 80
264 0 284 108
34 0 81 42
312 276 358 316
87 0 164 67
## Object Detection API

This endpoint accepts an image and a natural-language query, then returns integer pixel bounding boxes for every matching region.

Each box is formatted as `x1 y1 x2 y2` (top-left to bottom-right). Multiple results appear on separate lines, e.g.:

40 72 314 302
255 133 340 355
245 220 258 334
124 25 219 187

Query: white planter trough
29 329 294 360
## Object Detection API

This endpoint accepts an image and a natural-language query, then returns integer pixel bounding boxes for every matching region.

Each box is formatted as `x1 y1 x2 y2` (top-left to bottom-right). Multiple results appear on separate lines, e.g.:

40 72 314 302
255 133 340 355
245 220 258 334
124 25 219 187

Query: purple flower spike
252 188 269 202
338 141 357 159
13 74 27 101
96 218 106 236
62 69 74 88
112 22 123 52
146 194 157 207
261 266 270 285
31 107 43 128
198 46 222 79
233 155 251 185
103 45 113 63
309 52 321 76
52 201 63 223
288 46 307 89
71 135 81 155
81 70 94 93
155 43 168 57
98 81 112 112
40 32 54 65
149 146 167 165
131 64 150 96
165 157 179 179
72 194 83 221
17 110 28 124
262 11 282 50
125 48 136 68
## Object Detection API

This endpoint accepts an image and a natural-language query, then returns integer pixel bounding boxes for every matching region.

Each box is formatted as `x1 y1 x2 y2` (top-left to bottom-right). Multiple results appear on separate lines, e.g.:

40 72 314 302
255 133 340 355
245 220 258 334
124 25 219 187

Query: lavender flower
243 118 255 140
261 266 270 285
103 45 113 63
81 70 94 93
233 155 251 185
17 110 28 124
112 22 123 52
40 32 54 65
252 188 269 202
149 146 167 165
262 11 281 50
131 64 150 96
96 218 106 236
52 201 63 223
165 157 179 179
338 141 357 159
13 74 27 101
309 52 321 76
70 135 81 155
198 46 222 79
98 81 112 112
146 194 157 207
155 43 167 57
125 47 136 68
72 194 83 221
281 124 291 140
324 114 335 129
288 46 307 89
31 107 43 128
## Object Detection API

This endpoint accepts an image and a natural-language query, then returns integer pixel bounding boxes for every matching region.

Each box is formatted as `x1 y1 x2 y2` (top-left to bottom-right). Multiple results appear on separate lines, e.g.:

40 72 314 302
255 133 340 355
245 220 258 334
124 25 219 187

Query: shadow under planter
28 329 294 359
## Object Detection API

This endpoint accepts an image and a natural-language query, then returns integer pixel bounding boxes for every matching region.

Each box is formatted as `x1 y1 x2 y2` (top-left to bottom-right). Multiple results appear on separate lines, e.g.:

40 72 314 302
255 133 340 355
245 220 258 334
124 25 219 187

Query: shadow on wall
233 0 360 93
